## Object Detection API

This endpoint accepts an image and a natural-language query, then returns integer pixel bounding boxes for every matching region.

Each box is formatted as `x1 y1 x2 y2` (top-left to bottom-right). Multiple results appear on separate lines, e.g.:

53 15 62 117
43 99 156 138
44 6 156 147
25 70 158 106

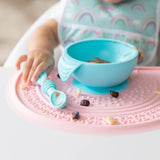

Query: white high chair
3 2 160 160
4 1 62 68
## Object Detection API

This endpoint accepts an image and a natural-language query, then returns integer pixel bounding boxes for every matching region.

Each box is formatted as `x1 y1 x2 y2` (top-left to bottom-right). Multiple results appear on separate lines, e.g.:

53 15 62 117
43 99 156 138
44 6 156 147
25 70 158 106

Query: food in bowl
87 55 111 63
58 39 139 88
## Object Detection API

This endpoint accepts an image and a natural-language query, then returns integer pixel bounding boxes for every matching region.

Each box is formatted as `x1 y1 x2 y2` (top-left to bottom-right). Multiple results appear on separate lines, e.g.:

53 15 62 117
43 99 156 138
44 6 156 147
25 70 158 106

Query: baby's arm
16 19 59 84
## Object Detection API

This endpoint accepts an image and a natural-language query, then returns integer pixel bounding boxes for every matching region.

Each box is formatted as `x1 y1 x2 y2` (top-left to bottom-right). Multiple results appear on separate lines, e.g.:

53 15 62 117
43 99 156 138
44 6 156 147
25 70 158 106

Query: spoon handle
41 80 56 96
36 72 67 109
36 72 56 96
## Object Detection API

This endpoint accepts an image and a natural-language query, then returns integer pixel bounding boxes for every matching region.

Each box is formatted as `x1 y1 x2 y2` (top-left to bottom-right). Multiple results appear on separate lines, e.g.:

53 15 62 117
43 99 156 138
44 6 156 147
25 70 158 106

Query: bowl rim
65 39 139 66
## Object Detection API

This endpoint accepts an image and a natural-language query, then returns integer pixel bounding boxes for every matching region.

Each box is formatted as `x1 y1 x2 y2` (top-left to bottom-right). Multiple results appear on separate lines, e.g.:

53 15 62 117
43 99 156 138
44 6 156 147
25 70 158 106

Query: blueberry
80 100 90 106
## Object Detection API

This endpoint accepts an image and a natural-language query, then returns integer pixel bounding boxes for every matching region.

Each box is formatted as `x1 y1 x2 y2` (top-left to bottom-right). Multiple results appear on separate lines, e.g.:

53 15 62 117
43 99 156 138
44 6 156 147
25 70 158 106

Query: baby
16 0 160 84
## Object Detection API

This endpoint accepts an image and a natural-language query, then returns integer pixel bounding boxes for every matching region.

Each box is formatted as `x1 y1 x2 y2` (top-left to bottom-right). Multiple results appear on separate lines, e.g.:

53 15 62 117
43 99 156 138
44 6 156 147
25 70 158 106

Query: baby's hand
16 49 55 84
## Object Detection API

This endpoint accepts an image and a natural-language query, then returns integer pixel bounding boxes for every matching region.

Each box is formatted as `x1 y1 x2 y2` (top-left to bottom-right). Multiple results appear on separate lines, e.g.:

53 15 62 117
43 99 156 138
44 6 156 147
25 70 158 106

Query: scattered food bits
43 77 49 83
74 89 81 96
57 101 63 107
155 90 160 95
19 83 28 90
57 74 60 78
91 55 111 63
110 91 119 98
138 52 144 64
54 92 60 99
106 116 116 125
87 60 100 63
87 56 111 63
72 112 79 120
80 99 90 106
87 55 111 63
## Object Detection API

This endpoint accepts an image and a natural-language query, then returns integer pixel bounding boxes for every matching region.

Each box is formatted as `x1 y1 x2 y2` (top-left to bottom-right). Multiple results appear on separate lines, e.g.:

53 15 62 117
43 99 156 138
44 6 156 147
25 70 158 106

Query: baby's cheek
102 0 124 3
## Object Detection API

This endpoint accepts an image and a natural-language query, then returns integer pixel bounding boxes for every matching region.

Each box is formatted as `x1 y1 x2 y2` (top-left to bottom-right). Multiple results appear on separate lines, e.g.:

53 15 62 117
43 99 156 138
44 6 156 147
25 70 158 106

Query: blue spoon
36 72 67 109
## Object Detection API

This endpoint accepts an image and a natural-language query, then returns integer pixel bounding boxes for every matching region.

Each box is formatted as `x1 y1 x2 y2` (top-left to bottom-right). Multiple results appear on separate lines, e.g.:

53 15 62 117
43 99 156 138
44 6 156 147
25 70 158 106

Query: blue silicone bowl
58 39 138 93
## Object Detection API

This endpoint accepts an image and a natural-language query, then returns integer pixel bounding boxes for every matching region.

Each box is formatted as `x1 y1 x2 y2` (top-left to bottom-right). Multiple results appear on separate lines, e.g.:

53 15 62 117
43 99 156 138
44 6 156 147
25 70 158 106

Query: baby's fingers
23 58 34 82
31 62 46 83
16 55 27 70
27 59 42 83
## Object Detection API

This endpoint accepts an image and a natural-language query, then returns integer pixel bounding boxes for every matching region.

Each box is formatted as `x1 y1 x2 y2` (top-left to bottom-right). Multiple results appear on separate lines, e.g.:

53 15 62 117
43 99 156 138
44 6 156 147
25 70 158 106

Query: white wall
0 0 58 66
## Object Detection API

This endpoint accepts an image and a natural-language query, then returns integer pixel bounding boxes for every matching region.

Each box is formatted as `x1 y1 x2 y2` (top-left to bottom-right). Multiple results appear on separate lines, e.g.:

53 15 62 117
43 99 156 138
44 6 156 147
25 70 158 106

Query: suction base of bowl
72 79 129 95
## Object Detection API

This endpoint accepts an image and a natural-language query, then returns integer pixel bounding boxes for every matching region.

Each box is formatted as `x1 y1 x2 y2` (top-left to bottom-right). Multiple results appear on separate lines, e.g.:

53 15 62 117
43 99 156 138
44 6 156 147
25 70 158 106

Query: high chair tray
7 67 160 136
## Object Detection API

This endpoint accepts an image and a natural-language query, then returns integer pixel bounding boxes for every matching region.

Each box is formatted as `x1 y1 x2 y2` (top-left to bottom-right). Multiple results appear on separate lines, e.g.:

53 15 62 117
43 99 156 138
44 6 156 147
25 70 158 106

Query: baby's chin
102 0 124 3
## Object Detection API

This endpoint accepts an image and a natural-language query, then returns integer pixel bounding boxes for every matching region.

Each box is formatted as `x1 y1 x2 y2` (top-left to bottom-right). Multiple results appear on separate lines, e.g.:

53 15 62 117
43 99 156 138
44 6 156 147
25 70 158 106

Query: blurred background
0 0 58 66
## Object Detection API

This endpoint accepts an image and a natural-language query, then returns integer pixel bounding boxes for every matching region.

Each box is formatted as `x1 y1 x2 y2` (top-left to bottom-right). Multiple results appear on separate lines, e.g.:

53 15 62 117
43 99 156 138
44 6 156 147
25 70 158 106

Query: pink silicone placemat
7 67 160 136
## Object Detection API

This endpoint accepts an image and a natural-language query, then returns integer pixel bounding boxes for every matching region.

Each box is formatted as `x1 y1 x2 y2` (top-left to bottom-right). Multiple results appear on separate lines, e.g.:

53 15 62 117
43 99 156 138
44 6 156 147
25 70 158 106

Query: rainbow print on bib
74 9 98 24
141 17 157 32
131 3 146 13
58 0 160 65
110 14 131 26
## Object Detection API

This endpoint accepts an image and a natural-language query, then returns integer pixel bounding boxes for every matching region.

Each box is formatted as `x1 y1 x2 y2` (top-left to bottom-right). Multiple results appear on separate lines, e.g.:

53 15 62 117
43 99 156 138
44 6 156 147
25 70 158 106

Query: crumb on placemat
19 83 28 90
